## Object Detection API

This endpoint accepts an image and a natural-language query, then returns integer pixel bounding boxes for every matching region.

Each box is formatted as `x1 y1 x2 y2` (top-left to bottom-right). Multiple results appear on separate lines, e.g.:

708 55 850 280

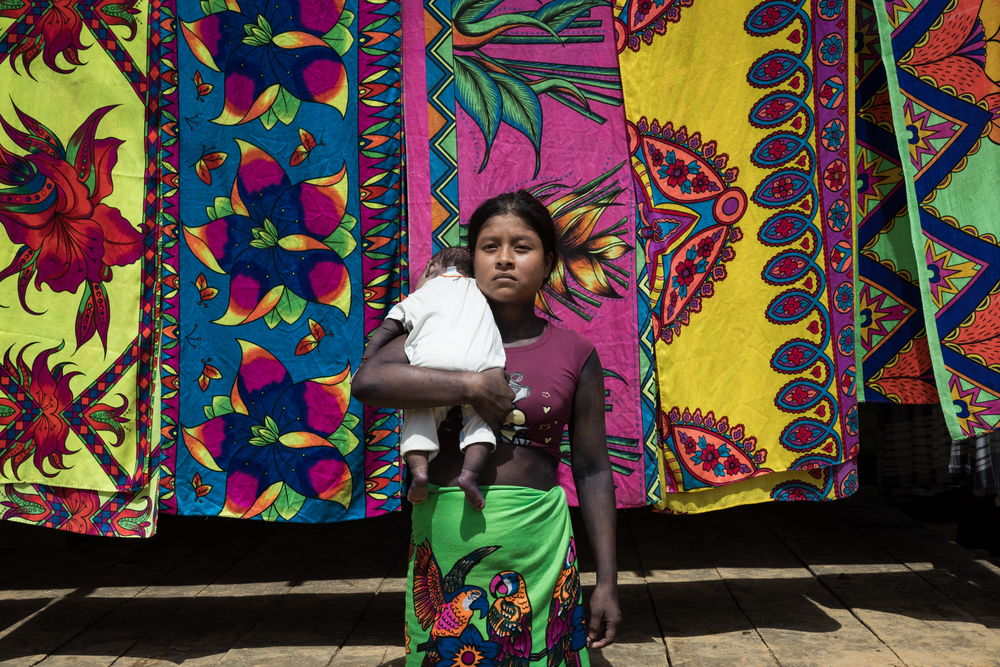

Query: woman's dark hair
465 190 557 261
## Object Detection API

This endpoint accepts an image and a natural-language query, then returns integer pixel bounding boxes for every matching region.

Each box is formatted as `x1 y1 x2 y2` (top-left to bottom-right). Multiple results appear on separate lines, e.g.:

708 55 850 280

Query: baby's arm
363 318 406 361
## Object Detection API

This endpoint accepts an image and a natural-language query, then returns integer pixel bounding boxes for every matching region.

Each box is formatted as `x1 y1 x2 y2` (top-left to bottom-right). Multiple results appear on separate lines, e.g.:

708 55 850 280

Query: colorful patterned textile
0 0 171 536
402 1 654 507
163 0 405 522
871 0 1000 440
618 0 860 512
0 0 889 535
405 485 588 666
856 0 938 404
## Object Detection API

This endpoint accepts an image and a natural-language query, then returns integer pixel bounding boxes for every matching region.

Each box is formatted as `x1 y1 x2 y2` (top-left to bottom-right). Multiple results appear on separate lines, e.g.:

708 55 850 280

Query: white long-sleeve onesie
385 271 505 458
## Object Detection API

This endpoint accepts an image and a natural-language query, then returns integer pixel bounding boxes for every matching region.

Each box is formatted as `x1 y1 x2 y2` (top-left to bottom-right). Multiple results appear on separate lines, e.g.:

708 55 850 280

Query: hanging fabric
0 0 172 536
157 0 406 522
616 0 860 512
856 0 939 404
868 0 1000 441
402 0 655 507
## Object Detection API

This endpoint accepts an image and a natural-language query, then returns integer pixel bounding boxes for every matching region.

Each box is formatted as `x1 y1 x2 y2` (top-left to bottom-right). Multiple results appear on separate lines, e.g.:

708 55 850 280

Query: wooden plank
220 512 410 666
626 508 777 666
33 519 238 666
328 537 408 667
3 492 999 666
112 517 358 666
699 506 901 666
0 523 156 665
575 509 669 666
834 496 1000 634
758 498 1000 666
105 518 287 666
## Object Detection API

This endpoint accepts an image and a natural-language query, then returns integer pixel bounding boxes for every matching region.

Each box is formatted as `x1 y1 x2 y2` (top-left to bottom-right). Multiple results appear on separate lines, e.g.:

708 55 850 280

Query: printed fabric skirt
405 485 589 666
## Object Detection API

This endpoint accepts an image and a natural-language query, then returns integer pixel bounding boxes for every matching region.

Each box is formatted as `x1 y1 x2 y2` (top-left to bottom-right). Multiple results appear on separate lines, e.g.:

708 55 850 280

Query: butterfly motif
191 473 212 500
295 318 326 355
289 128 318 167
194 273 218 306
194 149 227 185
193 71 213 99
197 359 222 391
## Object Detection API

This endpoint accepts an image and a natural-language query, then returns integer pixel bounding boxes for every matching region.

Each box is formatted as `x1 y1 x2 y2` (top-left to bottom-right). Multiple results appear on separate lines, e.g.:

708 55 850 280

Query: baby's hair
429 246 473 276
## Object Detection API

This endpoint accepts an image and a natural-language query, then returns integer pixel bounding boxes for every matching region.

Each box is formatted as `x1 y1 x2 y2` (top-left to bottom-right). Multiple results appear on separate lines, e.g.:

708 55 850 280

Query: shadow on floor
2 497 999 662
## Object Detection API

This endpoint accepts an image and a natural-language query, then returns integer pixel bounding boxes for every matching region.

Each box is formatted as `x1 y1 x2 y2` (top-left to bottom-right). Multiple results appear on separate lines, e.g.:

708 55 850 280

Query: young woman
352 191 620 665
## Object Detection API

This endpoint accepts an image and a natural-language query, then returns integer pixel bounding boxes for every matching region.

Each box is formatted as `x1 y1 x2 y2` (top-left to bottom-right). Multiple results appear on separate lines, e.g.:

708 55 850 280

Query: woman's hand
467 367 514 428
587 582 622 649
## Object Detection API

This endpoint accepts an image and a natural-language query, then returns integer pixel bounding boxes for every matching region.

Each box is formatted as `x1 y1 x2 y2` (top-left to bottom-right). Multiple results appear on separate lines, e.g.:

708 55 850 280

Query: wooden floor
1 492 999 666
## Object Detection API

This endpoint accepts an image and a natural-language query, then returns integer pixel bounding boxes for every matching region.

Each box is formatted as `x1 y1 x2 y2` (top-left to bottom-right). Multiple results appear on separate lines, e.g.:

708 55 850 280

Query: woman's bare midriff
429 426 559 491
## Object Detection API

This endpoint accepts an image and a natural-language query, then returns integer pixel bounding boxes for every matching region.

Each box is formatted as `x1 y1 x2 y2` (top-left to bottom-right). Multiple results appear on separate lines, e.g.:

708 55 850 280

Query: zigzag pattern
65 340 138 490
872 0 1000 438
633 191 666 502
151 0 181 514
359 0 405 516
424 0 460 252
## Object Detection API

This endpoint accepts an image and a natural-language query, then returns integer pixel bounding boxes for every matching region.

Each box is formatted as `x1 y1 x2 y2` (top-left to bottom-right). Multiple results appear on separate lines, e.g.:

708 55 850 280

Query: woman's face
472 213 553 305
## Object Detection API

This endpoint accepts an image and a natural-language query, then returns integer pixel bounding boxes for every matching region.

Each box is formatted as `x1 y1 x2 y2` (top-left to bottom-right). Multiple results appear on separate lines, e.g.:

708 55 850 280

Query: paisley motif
614 0 695 53
629 118 748 345
660 407 771 488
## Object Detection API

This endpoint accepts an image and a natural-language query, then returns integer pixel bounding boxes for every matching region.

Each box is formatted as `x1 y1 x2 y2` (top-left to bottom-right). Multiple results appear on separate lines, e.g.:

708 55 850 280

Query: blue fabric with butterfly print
173 0 375 523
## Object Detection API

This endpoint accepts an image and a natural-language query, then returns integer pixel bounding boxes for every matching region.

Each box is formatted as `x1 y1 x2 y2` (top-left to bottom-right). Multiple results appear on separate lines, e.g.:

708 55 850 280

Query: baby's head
417 246 473 288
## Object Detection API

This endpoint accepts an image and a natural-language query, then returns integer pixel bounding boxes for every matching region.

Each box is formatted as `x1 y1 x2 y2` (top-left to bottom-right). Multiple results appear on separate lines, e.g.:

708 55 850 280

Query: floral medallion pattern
628 117 747 345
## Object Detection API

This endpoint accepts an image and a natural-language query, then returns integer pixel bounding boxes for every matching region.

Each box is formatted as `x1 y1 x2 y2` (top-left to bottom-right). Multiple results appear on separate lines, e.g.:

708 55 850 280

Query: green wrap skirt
405 485 589 666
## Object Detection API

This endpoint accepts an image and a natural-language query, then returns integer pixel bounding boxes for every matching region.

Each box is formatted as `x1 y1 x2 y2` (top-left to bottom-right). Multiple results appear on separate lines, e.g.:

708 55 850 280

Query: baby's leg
400 407 443 505
457 405 496 510
405 451 430 504
456 443 489 510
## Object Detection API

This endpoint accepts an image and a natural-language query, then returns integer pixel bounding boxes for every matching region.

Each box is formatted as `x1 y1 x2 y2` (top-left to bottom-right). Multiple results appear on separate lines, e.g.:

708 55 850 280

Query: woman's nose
496 246 514 266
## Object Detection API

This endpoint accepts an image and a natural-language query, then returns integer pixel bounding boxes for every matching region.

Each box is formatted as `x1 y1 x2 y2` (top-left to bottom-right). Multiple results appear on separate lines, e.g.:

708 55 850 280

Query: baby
365 247 505 509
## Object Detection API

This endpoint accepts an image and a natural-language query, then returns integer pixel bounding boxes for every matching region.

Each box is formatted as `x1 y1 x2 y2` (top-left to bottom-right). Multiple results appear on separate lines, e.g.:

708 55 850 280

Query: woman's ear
544 251 556 284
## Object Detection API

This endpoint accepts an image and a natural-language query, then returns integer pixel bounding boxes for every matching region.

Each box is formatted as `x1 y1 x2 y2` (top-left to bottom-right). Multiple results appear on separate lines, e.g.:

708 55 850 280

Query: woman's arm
568 350 621 649
352 333 514 426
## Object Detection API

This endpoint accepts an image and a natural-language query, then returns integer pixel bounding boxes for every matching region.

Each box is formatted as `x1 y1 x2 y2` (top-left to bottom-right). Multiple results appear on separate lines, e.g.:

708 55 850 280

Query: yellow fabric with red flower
0 0 160 536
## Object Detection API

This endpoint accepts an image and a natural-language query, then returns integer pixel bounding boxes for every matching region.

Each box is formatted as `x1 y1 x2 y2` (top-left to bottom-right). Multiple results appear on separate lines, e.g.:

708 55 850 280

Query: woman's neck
490 301 546 343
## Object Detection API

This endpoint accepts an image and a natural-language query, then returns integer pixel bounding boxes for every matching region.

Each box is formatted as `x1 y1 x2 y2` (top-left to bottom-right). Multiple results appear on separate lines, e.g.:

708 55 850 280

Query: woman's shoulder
544 322 594 345
543 324 596 366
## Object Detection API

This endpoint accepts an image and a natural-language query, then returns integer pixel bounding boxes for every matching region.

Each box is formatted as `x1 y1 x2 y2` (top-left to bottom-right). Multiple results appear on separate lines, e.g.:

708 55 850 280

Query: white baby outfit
386 270 505 458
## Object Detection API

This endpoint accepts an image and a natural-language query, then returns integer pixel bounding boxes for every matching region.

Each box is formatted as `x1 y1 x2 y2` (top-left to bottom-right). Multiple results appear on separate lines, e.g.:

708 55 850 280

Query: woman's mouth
494 273 516 282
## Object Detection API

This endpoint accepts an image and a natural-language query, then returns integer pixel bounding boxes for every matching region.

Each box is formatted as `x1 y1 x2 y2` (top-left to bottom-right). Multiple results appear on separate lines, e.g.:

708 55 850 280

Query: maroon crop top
497 324 596 458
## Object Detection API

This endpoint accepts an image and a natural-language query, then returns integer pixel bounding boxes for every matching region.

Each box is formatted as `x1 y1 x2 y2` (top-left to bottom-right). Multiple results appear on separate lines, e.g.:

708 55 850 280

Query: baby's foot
407 468 429 504
456 471 485 510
